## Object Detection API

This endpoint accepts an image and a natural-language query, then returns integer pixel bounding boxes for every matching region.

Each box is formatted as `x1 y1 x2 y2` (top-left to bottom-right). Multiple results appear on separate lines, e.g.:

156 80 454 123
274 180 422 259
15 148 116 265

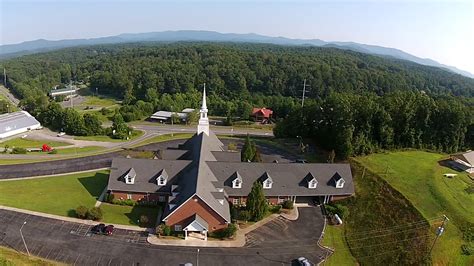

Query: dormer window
232 172 243 188
306 173 318 189
332 173 345 189
124 168 136 184
336 178 345 188
308 178 318 189
157 169 168 186
261 172 273 189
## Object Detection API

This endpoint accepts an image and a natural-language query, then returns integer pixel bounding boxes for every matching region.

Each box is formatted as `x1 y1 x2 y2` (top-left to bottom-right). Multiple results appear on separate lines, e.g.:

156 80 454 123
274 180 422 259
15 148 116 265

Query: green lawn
0 246 63 266
321 225 357 266
80 96 117 107
356 151 474 265
0 138 69 149
0 170 109 217
74 130 144 142
54 146 104 155
101 203 160 227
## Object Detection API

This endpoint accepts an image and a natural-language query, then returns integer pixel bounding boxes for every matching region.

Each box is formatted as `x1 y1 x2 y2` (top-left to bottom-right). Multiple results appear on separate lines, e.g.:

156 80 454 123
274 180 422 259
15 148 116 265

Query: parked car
57 132 66 137
91 223 105 234
103 225 115 235
297 257 314 266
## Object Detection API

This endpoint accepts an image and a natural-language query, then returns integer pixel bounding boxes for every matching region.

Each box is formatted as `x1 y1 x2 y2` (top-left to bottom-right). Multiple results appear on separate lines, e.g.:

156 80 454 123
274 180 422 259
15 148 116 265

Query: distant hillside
1 30 472 78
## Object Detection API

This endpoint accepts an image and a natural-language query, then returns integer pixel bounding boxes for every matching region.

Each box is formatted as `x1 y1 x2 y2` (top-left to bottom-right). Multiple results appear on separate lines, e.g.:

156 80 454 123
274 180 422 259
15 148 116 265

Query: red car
103 225 114 235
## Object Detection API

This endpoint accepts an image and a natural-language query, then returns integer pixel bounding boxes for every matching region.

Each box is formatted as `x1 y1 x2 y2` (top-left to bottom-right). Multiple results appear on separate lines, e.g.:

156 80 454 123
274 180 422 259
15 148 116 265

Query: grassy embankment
0 138 69 149
0 246 64 266
355 151 473 265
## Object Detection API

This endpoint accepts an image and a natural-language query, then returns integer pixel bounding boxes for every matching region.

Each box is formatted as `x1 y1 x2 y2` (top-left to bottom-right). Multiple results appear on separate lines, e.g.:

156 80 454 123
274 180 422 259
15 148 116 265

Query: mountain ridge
1 30 472 78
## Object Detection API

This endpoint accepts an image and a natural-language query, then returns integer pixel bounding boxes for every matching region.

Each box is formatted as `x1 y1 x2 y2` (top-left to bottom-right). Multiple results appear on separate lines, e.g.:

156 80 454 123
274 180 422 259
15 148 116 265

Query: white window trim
232 179 242 188
157 175 167 186
127 194 132 200
174 225 182 231
263 180 272 189
336 179 345 188
309 179 318 189
232 198 240 205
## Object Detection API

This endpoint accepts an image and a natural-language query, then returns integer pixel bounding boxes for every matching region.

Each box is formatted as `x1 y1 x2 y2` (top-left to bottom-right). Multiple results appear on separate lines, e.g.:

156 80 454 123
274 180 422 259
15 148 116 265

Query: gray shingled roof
0 111 41 136
207 162 354 196
162 132 231 223
108 158 192 193
184 214 209 231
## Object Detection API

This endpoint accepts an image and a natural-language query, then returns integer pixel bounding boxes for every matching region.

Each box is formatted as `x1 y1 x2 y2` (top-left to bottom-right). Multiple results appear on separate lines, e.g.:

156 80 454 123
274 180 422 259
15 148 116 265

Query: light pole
196 248 200 266
19 221 30 256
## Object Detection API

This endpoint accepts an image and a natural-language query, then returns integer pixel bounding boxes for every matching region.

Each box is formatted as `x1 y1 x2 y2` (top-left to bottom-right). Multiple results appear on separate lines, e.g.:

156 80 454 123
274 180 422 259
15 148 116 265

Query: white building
0 111 42 139
150 108 195 122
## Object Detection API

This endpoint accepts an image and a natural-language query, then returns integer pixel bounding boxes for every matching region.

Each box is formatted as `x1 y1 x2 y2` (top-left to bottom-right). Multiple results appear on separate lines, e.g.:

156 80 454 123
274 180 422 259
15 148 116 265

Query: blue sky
1 0 473 74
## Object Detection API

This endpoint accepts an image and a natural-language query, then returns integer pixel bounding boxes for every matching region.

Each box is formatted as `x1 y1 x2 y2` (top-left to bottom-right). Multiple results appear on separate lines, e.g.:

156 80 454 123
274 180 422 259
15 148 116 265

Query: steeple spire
201 83 207 110
197 83 209 135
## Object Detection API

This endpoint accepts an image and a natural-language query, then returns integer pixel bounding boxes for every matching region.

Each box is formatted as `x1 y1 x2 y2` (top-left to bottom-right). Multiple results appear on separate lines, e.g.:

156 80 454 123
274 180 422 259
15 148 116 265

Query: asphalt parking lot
0 207 326 266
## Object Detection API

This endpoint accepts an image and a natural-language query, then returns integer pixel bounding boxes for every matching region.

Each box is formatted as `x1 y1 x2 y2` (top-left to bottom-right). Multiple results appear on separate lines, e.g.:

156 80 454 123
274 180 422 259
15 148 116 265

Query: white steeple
197 83 209 135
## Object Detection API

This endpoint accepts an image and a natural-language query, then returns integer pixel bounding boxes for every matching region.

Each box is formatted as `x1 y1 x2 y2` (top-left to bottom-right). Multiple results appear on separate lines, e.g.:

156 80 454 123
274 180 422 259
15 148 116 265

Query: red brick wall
228 196 292 205
111 191 167 202
164 195 228 232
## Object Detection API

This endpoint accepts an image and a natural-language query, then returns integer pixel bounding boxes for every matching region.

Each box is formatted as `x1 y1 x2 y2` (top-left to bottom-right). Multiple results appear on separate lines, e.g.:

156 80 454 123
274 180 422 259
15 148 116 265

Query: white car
57 132 66 137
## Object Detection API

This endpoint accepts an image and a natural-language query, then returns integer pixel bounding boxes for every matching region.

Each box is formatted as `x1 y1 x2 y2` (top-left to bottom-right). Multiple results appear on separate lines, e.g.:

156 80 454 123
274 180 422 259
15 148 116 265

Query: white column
204 230 207 241
184 229 188 240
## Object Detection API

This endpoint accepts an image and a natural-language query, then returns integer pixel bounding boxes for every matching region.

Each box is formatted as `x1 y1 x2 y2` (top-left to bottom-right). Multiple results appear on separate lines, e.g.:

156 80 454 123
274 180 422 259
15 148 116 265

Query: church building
106 85 354 239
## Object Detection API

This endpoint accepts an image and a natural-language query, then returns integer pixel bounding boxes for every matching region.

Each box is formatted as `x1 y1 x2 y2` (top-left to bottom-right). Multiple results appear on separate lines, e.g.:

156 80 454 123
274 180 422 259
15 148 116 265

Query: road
0 207 327 266
133 124 274 137
0 85 20 106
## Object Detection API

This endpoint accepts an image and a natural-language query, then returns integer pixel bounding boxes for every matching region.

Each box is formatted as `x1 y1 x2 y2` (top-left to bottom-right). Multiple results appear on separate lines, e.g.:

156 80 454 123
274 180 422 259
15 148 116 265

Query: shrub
75 205 88 219
270 205 282 213
157 224 171 236
139 215 149 227
111 199 135 206
211 223 237 239
11 147 27 154
87 207 103 221
282 200 294 209
106 193 115 203
238 210 251 221
325 203 349 219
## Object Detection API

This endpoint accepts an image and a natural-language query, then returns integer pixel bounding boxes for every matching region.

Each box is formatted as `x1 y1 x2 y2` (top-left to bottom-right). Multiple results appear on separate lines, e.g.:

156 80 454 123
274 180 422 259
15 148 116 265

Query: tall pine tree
246 181 268 221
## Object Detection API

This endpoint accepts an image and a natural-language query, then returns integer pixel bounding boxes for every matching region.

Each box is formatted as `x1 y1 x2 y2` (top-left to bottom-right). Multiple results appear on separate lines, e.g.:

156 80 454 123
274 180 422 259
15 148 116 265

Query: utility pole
301 79 310 107
428 215 449 256
20 221 30 256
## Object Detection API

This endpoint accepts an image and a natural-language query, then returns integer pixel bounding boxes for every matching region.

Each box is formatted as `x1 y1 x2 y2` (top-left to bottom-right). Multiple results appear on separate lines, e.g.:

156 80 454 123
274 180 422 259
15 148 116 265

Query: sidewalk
147 207 299 247
0 205 146 232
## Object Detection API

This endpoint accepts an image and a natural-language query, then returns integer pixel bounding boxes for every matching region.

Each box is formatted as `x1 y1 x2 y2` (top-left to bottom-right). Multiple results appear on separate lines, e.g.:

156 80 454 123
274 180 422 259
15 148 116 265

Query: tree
111 113 130 139
241 134 256 162
328 150 336 163
186 110 199 124
170 113 181 124
253 147 262 162
83 113 103 135
87 207 103 221
246 181 268 221
75 205 88 219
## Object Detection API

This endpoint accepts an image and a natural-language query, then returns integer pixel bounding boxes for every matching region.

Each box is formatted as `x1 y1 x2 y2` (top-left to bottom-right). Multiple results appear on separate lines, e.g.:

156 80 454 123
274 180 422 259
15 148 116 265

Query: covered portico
183 214 209 240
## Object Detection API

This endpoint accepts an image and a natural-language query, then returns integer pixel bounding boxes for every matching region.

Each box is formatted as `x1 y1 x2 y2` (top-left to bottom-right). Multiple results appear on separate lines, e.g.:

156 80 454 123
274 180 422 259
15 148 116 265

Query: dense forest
0 42 473 156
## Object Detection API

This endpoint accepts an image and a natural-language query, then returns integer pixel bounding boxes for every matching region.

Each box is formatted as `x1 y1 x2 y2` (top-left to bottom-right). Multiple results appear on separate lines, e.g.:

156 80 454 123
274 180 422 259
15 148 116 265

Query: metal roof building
0 111 42 139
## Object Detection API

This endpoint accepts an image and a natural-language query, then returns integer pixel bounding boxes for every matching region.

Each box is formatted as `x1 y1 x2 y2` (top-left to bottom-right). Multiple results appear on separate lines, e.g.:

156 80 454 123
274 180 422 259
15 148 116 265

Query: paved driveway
0 207 326 266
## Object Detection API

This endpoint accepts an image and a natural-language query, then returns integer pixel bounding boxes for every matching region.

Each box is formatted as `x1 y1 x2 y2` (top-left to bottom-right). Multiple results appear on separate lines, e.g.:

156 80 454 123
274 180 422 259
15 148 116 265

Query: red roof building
251 107 273 122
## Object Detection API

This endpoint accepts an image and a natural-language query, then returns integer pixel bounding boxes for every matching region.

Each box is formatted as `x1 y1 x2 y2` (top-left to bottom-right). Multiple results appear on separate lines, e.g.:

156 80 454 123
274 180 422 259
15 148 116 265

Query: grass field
101 203 160 227
0 138 69 149
74 130 144 142
356 151 474 265
0 246 63 266
80 96 117 107
54 146 104 155
321 225 357 265
0 170 109 217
